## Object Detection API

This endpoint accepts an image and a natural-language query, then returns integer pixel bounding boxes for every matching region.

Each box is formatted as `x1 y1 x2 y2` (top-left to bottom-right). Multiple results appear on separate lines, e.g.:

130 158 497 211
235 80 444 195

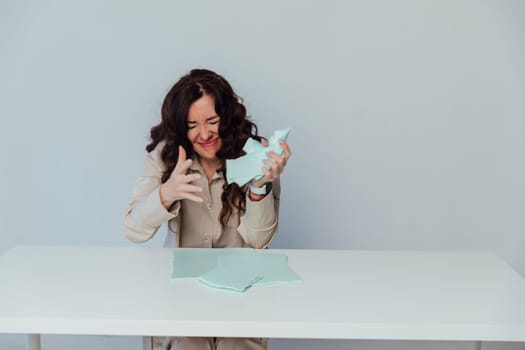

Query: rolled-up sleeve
124 150 180 243
238 178 281 248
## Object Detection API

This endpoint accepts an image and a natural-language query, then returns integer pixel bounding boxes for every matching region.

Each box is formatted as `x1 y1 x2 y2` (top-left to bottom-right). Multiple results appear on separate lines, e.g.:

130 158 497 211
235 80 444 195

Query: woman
124 69 291 350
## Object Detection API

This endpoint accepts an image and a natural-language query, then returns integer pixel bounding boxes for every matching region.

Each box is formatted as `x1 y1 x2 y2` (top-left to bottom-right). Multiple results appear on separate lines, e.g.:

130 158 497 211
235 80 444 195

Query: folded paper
171 248 242 278
171 248 301 292
226 128 291 186
210 252 302 286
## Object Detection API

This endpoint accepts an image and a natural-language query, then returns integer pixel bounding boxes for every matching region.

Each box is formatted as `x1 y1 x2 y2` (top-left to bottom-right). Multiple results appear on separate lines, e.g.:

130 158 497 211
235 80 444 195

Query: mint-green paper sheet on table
171 248 243 278
171 248 301 292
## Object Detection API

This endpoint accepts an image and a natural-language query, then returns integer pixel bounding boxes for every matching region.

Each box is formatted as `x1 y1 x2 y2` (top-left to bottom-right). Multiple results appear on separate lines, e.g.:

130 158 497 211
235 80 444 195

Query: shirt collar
189 154 223 181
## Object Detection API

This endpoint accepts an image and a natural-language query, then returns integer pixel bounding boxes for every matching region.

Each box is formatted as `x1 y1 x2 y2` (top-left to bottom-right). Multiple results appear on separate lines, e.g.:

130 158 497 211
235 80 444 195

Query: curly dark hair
146 69 262 227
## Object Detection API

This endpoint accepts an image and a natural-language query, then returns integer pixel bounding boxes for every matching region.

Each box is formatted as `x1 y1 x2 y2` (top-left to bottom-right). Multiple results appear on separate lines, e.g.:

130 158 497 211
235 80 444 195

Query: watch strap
249 181 272 195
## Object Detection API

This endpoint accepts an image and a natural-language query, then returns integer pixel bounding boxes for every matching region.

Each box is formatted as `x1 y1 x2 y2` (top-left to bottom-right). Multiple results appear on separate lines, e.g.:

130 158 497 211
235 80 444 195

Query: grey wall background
1 0 524 349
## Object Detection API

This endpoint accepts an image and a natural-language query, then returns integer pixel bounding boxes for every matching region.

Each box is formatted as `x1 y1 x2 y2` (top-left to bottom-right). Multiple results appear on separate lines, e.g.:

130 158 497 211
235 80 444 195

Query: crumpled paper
226 128 291 186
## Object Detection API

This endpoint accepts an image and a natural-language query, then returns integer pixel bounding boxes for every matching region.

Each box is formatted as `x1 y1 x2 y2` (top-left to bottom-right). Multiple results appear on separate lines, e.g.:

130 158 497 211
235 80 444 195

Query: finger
173 146 192 174
261 138 269 147
182 173 202 183
175 158 193 175
178 184 203 193
261 166 276 181
280 141 292 161
266 151 285 166
264 158 282 174
180 192 204 203
263 162 281 180
174 146 190 173
177 146 187 164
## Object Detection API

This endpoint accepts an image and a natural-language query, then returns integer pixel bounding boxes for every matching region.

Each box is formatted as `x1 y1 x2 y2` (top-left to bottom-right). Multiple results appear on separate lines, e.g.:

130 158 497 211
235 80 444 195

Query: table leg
143 336 153 350
26 334 41 350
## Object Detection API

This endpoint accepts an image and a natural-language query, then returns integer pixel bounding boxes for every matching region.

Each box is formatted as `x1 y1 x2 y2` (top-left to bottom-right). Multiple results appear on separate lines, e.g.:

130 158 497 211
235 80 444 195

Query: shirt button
207 203 213 209
204 236 210 242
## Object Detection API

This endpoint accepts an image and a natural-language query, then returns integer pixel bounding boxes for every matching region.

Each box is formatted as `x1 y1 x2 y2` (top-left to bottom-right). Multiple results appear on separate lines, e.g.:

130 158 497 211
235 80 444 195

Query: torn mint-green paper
226 128 291 186
171 248 301 292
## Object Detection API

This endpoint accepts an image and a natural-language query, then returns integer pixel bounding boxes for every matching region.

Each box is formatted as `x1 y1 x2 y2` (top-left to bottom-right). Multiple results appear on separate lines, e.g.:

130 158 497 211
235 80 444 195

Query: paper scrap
226 128 291 186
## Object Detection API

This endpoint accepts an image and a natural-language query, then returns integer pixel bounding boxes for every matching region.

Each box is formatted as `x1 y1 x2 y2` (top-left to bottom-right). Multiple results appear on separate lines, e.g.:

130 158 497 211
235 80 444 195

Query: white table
1 246 525 350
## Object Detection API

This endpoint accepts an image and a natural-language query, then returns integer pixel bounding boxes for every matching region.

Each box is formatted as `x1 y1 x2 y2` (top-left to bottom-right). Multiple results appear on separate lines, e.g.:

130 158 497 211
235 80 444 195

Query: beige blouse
124 142 280 248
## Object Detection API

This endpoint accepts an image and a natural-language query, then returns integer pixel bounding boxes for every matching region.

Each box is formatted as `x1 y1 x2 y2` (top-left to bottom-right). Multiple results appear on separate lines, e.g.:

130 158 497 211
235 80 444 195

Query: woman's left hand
252 140 292 188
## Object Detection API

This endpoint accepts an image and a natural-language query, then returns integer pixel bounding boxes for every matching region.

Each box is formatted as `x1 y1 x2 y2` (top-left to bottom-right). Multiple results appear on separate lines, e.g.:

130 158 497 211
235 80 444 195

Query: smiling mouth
199 138 219 148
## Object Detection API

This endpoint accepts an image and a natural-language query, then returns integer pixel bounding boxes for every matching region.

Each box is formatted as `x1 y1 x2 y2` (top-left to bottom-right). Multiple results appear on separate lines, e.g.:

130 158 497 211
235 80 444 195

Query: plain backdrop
1 1 524 349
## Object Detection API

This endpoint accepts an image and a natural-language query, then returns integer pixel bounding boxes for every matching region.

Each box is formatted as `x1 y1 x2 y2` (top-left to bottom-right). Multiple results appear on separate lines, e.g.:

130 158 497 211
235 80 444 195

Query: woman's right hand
159 146 203 209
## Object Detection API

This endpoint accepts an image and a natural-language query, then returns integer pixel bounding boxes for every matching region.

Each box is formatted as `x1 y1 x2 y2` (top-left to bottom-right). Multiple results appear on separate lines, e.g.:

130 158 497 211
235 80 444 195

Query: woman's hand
160 146 203 209
252 140 292 188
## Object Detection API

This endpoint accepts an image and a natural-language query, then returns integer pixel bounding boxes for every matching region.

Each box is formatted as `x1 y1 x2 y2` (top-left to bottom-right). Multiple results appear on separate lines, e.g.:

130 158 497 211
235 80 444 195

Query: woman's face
186 94 222 162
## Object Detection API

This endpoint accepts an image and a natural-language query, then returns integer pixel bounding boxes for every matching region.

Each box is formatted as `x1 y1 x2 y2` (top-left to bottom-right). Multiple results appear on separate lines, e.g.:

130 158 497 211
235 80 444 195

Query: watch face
265 182 273 194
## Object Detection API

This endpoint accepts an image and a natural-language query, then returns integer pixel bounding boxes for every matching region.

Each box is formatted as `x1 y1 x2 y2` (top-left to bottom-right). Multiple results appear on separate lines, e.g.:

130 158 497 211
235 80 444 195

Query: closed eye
208 118 219 125
187 116 219 130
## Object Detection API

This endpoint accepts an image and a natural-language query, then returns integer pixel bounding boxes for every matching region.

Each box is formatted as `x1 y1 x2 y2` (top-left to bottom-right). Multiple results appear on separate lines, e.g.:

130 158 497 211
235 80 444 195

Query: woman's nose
199 126 210 140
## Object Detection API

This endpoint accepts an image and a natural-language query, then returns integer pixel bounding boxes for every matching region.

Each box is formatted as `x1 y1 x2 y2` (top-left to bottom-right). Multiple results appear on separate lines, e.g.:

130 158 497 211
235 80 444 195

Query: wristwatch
249 181 273 195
